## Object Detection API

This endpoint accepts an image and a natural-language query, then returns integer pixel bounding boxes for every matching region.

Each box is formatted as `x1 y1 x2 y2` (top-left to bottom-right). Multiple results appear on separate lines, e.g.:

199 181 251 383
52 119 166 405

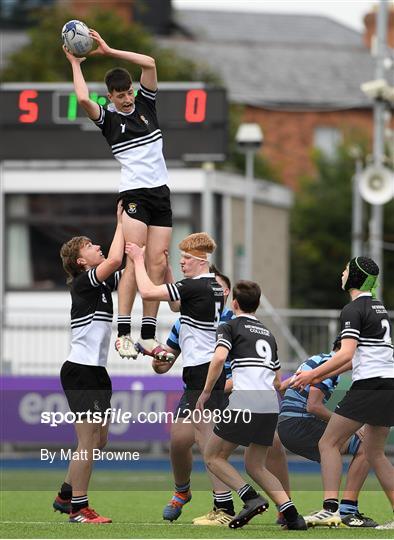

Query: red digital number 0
185 89 207 123
19 90 39 123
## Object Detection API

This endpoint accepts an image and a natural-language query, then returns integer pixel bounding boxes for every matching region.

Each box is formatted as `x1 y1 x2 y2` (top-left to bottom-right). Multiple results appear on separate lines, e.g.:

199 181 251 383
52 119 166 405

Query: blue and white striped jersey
280 352 339 418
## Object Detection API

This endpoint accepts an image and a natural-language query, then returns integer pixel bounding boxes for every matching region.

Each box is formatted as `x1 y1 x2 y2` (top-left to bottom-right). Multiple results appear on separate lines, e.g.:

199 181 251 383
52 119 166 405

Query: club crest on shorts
127 203 137 214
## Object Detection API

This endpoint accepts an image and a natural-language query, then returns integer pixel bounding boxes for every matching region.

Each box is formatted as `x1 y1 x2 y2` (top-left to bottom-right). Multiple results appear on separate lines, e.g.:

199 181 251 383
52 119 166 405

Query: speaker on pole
358 165 394 205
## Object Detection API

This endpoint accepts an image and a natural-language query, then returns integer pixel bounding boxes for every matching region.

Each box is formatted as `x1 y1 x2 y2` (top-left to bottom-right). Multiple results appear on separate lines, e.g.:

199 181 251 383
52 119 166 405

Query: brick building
160 6 394 189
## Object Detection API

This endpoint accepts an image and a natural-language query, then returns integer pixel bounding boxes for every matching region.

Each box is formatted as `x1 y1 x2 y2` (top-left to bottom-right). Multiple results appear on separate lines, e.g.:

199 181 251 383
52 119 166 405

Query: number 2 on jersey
381 319 392 343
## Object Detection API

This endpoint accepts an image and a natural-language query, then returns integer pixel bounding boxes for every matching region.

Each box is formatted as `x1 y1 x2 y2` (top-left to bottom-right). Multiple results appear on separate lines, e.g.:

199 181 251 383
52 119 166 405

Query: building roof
159 9 377 110
175 9 363 47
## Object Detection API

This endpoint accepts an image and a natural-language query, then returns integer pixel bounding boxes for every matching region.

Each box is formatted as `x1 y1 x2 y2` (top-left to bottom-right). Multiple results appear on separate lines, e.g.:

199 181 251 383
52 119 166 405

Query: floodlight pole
351 156 364 258
369 0 388 296
244 150 254 279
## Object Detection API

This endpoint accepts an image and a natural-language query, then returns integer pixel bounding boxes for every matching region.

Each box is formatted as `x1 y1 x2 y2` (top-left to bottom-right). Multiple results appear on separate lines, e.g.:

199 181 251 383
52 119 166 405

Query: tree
1 6 219 83
2 5 279 180
291 143 394 309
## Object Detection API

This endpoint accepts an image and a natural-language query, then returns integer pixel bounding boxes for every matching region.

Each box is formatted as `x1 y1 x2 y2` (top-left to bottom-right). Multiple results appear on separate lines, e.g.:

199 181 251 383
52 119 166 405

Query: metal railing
4 306 390 375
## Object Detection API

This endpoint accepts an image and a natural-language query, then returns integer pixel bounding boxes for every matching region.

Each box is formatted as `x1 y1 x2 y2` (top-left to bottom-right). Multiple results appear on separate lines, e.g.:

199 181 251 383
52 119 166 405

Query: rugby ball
62 20 93 56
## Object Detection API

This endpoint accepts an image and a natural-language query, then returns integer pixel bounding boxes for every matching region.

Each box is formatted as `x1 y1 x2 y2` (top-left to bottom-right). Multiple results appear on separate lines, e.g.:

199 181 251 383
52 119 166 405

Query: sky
173 0 389 32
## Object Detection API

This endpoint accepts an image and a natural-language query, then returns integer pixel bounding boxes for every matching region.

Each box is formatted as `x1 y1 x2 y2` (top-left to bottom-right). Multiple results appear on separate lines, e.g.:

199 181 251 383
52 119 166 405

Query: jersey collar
354 292 372 300
236 314 257 320
192 272 215 279
107 103 135 116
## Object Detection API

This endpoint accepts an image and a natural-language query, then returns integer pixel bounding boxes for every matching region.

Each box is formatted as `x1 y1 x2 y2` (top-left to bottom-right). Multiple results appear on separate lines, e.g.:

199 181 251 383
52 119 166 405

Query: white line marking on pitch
1 521 185 526
1 521 277 528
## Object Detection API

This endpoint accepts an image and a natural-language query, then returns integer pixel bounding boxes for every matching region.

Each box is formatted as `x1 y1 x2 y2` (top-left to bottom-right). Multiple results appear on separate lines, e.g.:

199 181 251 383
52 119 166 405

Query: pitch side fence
2 307 393 375
2 307 393 453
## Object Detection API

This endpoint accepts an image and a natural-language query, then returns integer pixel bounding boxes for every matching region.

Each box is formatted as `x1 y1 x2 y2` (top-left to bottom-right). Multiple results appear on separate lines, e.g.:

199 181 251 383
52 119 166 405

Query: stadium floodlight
361 79 394 102
235 123 264 151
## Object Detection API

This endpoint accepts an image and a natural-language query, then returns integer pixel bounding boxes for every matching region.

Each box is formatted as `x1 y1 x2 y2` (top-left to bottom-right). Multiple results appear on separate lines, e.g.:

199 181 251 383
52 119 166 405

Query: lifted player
63 29 173 362
196 281 307 530
53 202 124 523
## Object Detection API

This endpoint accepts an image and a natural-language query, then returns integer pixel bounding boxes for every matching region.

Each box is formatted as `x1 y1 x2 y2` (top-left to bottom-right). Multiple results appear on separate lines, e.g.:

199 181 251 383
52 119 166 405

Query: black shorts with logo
119 184 172 227
278 416 361 462
174 363 227 418
214 411 278 447
335 377 394 427
60 361 112 417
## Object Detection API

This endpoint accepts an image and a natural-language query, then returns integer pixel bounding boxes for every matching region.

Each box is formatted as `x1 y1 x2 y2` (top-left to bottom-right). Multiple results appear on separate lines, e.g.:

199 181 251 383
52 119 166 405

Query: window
5 193 200 290
314 126 342 159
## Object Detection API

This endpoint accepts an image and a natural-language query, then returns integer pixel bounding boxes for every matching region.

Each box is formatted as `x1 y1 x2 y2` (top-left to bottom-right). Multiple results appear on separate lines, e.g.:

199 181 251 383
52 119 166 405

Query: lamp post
349 146 364 258
235 123 263 279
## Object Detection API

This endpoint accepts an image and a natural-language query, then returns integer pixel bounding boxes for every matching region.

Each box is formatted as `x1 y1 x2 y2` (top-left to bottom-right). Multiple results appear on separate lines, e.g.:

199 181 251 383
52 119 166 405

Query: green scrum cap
344 256 379 298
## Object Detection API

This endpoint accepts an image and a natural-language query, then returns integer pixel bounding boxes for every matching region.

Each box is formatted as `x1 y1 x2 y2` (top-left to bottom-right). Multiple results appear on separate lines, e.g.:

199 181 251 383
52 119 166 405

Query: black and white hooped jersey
67 268 120 367
340 293 394 381
166 273 224 368
94 84 168 192
216 315 281 413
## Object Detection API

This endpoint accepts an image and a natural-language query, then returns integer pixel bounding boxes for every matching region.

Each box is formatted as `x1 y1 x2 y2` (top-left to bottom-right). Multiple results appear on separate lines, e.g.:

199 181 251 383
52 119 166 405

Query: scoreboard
0 83 228 162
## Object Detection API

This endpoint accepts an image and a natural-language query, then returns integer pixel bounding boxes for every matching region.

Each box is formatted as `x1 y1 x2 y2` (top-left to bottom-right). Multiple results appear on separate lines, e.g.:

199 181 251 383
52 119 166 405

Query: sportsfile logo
40 407 253 427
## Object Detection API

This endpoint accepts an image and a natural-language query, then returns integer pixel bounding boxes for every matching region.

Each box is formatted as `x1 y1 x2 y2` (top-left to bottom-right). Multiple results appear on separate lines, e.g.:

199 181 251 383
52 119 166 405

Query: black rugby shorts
119 184 172 227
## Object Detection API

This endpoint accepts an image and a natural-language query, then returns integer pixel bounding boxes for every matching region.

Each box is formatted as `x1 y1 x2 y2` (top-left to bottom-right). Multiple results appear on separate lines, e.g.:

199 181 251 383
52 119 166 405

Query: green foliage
291 143 394 309
0 6 217 83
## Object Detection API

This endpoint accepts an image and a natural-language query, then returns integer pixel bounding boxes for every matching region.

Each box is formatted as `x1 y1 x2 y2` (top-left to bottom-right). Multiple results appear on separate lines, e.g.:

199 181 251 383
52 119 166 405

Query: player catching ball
63 28 173 362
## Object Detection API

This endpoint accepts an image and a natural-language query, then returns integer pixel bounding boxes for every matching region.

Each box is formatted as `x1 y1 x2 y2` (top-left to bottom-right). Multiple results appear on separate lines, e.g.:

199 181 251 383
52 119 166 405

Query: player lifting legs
53 203 124 523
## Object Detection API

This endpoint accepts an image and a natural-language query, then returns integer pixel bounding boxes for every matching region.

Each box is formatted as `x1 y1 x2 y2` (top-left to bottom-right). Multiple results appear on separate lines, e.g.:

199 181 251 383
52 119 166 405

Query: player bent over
53 203 124 523
127 233 236 523
278 336 377 527
63 29 173 362
196 281 307 530
292 257 394 530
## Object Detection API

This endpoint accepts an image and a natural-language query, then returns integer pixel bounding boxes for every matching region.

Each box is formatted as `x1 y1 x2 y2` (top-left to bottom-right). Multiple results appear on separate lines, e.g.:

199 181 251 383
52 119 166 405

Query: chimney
63 0 134 24
363 2 394 49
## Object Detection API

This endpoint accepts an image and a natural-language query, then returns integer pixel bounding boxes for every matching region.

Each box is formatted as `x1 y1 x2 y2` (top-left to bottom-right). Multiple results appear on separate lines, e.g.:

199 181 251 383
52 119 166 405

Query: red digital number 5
185 89 207 123
19 90 39 123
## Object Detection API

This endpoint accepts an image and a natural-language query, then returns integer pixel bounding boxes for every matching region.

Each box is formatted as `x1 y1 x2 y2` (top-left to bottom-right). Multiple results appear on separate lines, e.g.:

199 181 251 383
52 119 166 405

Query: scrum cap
344 256 379 298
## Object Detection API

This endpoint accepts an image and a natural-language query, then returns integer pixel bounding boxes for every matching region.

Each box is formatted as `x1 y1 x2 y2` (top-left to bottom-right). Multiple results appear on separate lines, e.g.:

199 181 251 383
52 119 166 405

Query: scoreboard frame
0 82 228 162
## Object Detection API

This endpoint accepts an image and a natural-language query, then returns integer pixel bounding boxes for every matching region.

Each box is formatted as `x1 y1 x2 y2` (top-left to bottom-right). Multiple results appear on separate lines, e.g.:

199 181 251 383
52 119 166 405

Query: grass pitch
1 470 393 538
